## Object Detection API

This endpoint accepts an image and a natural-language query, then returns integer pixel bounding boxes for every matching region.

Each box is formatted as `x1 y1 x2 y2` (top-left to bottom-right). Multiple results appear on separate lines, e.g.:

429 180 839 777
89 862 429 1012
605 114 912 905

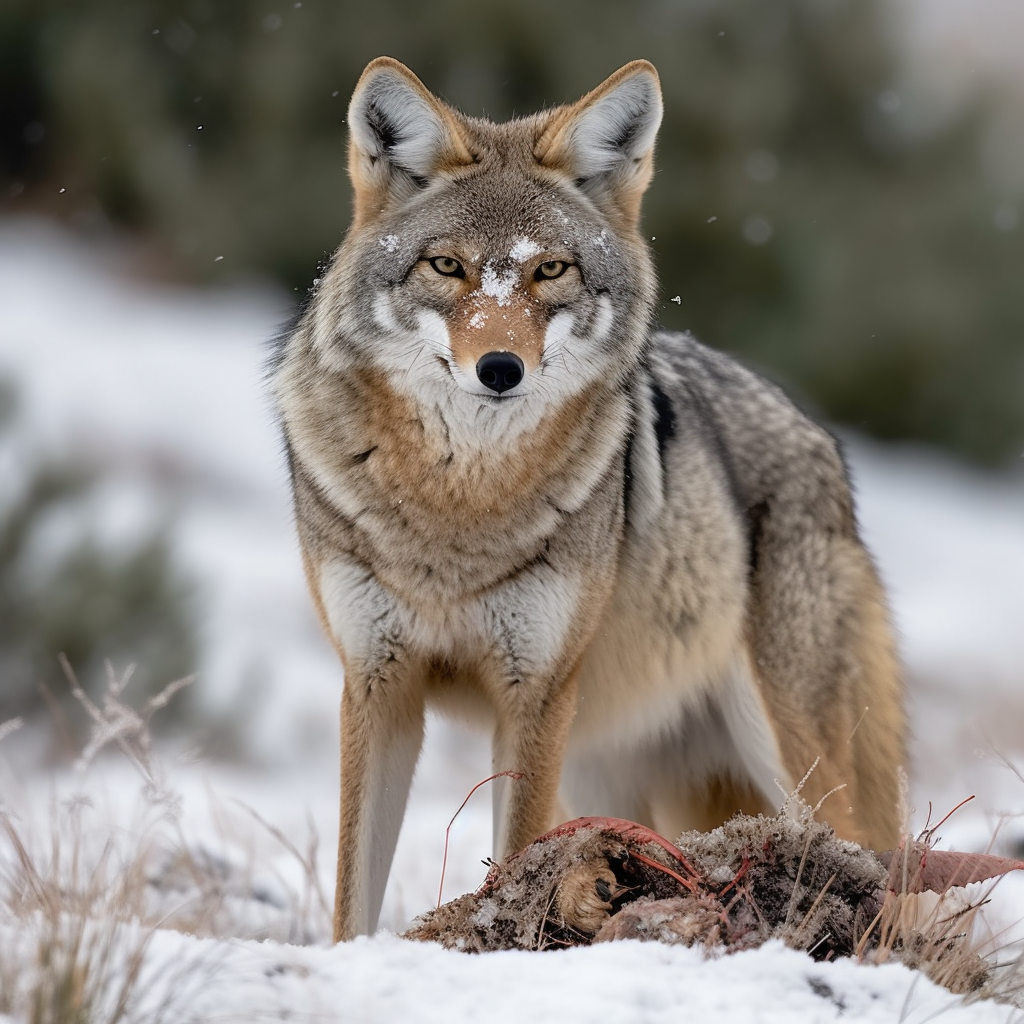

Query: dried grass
868 841 1024 1007
0 660 331 1023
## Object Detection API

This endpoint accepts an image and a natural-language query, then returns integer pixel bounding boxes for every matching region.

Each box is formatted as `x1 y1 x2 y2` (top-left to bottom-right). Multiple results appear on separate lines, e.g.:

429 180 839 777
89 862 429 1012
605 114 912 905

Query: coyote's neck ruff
273 57 905 942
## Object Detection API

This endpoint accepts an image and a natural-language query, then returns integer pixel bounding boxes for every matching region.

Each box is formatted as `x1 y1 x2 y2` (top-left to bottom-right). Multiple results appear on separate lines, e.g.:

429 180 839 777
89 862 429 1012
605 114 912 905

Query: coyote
273 56 905 942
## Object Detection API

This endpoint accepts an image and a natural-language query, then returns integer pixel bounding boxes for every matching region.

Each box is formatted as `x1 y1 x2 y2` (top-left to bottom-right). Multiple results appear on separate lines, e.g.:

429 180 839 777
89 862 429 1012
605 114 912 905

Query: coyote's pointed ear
536 61 663 229
347 57 475 218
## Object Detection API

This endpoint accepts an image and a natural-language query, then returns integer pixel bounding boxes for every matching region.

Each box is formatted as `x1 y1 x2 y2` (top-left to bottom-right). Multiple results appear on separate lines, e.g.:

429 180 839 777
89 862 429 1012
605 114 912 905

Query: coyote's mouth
480 392 525 403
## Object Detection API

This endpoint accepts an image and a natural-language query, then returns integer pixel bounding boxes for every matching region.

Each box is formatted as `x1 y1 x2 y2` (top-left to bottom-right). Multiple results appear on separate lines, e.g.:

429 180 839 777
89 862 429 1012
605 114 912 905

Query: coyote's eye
429 256 465 278
535 260 568 281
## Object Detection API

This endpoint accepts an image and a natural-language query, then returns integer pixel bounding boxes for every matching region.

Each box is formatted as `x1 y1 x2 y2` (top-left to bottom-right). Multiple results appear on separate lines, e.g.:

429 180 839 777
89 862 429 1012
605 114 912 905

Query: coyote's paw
554 858 620 934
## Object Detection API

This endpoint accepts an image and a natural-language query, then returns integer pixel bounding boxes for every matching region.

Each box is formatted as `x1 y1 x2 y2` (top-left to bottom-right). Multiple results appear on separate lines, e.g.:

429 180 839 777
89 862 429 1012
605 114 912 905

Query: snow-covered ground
1 217 1023 1020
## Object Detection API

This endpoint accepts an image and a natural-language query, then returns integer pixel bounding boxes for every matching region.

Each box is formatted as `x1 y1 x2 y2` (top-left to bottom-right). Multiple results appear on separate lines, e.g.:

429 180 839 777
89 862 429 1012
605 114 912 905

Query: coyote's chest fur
273 55 905 941
283 360 628 610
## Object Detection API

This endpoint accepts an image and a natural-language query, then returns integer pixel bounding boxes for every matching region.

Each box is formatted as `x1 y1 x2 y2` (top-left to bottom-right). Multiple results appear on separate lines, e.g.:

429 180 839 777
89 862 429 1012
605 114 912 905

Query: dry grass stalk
867 839 1024 1005
0 784 182 1024
0 659 332 1022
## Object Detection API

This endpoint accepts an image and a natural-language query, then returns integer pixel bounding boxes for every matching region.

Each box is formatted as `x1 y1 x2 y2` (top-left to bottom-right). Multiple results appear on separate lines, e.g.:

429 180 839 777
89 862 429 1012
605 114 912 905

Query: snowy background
0 2 1023 1017
0 216 1022 1021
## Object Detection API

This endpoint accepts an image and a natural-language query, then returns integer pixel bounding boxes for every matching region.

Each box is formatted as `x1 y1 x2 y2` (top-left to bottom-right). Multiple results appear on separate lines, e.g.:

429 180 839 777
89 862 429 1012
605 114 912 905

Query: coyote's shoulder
273 56 905 941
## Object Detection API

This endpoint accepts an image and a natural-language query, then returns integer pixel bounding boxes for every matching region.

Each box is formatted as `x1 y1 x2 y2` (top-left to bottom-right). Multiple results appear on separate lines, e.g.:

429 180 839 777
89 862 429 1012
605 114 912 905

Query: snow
1 217 1023 1021
478 261 518 305
510 237 542 262
2 907 1016 1024
39 930 1024 1023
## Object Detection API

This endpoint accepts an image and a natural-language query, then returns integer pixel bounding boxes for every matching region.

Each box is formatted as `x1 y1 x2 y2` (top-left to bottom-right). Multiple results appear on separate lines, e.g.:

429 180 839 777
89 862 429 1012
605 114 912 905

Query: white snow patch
479 262 517 306
0 916 1016 1024
509 237 541 263
378 234 399 253
469 310 488 329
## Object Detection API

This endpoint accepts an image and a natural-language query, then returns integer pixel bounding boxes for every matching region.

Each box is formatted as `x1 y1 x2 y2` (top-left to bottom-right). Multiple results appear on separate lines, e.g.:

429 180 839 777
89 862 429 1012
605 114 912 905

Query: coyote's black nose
476 351 524 394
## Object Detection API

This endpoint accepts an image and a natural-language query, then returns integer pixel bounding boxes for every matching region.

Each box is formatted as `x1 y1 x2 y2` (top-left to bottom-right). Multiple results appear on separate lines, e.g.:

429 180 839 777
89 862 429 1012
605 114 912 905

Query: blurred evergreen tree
1 0 1022 464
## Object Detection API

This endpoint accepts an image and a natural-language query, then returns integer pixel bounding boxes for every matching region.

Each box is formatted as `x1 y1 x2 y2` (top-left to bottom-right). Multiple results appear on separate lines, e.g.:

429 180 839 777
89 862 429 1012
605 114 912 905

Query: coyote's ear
347 57 474 218
536 61 663 229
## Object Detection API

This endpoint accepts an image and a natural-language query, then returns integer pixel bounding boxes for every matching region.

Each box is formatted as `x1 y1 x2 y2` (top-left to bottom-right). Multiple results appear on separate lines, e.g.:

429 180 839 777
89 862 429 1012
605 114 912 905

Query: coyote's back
272 56 905 941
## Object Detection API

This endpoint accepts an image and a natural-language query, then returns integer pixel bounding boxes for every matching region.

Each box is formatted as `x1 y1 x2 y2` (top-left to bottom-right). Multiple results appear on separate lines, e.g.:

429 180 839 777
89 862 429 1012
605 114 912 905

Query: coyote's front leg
333 664 425 942
490 665 580 860
316 559 427 942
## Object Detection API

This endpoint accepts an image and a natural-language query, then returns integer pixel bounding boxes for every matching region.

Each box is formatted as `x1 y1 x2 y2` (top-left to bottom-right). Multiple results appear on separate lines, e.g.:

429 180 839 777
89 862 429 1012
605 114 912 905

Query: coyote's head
303 57 662 431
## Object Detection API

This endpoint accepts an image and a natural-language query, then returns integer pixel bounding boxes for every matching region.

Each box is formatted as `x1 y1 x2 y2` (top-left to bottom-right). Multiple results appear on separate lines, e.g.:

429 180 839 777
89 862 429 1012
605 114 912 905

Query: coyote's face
305 58 663 438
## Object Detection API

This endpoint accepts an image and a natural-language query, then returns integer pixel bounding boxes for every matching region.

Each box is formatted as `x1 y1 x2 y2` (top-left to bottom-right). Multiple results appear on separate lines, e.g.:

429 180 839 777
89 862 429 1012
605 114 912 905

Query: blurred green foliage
1 0 1022 463
0 380 199 734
